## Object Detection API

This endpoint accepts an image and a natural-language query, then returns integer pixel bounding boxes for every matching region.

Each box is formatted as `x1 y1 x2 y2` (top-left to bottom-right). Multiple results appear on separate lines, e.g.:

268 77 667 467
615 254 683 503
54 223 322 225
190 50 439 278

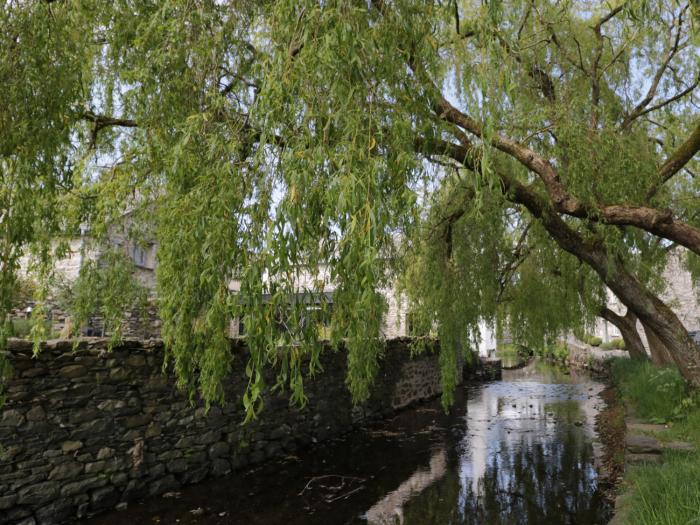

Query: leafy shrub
9 275 37 307
5 318 53 339
601 338 625 350
534 342 569 362
583 334 602 346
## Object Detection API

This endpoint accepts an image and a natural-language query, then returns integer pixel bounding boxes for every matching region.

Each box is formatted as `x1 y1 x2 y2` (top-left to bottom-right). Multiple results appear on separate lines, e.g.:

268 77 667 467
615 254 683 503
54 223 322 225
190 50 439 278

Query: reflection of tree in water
400 410 605 524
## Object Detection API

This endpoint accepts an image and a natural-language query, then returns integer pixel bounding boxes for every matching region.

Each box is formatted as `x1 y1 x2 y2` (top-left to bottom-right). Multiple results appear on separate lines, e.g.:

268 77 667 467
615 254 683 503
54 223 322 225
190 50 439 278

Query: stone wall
565 338 628 374
9 302 161 341
0 337 458 525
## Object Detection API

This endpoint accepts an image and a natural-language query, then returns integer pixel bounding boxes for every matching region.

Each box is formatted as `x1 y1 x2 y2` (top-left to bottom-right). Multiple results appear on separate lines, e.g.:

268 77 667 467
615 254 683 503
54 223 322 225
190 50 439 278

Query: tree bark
640 320 676 366
599 307 647 360
507 182 700 385
420 134 700 385
433 96 700 256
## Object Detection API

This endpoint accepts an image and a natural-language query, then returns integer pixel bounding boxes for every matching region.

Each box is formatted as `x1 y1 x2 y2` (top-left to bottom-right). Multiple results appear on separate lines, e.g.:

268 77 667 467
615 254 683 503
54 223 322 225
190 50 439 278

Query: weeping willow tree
2 0 699 415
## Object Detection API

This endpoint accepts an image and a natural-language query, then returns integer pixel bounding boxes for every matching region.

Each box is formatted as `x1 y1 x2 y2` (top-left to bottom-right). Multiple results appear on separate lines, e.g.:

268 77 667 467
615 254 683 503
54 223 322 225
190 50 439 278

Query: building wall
0 337 458 525
17 239 100 283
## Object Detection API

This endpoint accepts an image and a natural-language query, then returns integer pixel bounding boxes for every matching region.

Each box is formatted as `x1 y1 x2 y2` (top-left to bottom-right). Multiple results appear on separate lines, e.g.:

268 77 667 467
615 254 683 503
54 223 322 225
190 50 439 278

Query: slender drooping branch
496 222 533 303
590 3 627 127
621 5 688 128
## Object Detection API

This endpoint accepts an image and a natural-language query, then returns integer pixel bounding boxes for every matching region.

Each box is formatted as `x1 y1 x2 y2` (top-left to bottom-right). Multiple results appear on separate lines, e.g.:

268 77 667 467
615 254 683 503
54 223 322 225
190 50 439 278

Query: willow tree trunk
450 143 700 385
529 205 700 386
599 308 647 360
640 320 676 366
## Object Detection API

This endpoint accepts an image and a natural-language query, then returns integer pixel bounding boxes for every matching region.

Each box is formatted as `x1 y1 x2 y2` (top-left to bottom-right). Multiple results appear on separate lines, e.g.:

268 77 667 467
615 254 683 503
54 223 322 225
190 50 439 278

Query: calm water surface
87 362 609 525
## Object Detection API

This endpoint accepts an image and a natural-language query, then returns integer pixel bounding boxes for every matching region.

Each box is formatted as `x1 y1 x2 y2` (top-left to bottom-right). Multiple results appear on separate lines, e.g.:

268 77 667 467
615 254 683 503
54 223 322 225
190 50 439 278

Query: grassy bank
609 358 700 525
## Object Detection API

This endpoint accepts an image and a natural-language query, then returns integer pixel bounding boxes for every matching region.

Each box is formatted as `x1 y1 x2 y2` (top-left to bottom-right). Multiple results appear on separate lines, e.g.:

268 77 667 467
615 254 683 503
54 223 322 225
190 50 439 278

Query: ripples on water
87 362 609 525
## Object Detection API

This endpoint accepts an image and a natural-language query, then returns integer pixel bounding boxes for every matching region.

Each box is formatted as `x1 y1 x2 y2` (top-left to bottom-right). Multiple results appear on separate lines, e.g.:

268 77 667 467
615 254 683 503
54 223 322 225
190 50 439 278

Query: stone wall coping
3 336 438 362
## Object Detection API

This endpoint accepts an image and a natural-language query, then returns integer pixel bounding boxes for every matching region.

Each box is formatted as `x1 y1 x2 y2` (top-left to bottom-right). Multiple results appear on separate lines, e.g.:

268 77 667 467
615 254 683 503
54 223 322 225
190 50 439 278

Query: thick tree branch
630 76 699 124
82 111 137 149
82 111 137 129
431 97 700 254
433 96 576 209
382 0 700 257
647 121 700 198
599 306 647 359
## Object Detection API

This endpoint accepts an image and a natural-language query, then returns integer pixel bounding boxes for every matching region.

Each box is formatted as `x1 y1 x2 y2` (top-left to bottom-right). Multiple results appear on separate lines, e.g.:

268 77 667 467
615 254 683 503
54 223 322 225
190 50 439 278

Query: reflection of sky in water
82 363 608 525
367 364 607 525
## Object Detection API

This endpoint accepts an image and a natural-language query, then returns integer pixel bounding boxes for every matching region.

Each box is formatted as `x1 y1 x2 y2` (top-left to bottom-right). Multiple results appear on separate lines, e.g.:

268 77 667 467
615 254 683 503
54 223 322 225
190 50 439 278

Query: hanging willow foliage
2 0 699 415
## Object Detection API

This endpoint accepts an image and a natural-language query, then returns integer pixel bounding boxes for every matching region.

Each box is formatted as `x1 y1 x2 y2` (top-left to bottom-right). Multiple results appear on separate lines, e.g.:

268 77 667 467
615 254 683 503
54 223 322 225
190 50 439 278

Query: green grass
610 357 693 422
4 318 55 339
622 452 700 525
610 357 700 524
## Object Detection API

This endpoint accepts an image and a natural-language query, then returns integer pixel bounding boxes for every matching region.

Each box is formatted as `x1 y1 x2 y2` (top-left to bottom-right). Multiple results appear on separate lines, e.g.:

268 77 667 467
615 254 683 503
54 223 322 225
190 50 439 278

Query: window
132 245 148 268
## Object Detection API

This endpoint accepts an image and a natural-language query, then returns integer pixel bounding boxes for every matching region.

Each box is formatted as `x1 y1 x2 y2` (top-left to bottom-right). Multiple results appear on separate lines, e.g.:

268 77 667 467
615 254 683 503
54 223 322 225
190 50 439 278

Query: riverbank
605 358 700 525
0 337 461 525
82 361 609 525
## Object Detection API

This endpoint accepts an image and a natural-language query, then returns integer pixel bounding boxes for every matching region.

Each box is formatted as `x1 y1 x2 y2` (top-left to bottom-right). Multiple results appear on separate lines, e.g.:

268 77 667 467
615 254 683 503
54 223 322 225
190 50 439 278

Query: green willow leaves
2 0 698 415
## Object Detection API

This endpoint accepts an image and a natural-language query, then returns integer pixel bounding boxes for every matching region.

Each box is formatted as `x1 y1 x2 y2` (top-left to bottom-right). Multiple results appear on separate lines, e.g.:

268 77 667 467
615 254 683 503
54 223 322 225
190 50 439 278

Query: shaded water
87 362 609 525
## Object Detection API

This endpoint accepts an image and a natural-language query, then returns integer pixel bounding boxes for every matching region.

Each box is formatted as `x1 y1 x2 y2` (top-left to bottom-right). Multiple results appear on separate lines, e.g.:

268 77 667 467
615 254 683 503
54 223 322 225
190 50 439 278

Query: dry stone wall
0 337 457 525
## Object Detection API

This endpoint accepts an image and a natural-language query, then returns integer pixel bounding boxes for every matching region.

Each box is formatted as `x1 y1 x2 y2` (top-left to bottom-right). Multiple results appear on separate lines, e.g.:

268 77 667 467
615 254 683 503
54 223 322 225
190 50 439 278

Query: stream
86 361 610 525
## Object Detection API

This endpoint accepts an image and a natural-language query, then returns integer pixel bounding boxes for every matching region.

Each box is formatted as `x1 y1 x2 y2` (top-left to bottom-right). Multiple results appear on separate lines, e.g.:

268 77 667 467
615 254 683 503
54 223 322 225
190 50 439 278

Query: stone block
48 461 83 481
208 441 229 459
148 475 179 497
109 367 131 381
145 423 161 438
91 486 119 511
1 409 25 427
98 399 126 412
210 458 231 476
626 434 661 454
123 414 151 429
26 406 46 422
60 476 107 497
179 465 209 485
36 498 75 525
84 461 106 475
17 481 59 506
59 365 87 379
96 447 115 460
0 493 17 510
126 355 146 367
110 472 128 486
166 459 188 474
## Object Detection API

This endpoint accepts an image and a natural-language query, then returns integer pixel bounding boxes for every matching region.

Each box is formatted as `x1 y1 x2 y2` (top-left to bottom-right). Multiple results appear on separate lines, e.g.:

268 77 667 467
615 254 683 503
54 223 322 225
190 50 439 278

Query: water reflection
366 364 606 525
365 449 447 524
85 362 608 525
